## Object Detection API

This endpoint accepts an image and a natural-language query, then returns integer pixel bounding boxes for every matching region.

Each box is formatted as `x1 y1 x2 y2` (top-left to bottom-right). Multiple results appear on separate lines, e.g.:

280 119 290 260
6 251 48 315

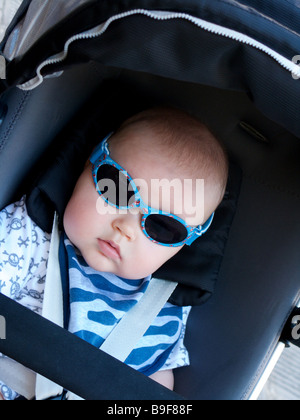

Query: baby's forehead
111 129 206 188
100 130 213 224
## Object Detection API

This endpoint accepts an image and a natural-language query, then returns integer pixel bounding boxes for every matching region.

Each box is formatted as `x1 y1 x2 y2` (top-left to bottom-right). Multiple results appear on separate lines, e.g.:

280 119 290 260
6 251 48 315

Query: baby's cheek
130 242 183 278
63 200 87 245
63 204 74 239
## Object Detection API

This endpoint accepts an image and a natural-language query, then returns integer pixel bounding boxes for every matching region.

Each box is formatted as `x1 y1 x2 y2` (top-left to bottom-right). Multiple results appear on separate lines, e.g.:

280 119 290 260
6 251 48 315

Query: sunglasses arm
185 213 215 246
90 133 113 164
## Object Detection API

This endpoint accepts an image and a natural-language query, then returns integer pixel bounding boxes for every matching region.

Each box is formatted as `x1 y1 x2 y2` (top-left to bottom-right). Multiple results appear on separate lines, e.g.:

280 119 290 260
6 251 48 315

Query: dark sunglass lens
145 215 188 244
96 164 136 207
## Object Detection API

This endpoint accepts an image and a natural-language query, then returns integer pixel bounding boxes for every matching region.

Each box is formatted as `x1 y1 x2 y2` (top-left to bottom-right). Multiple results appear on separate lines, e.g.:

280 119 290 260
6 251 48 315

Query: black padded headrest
156 161 242 306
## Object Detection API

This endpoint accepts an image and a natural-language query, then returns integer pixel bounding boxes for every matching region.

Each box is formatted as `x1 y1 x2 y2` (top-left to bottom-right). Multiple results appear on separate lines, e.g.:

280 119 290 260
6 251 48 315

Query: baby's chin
81 250 152 280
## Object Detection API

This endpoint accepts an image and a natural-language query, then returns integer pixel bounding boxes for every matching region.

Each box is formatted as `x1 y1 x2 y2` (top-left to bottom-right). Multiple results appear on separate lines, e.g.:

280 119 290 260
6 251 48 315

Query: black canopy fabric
1 0 300 137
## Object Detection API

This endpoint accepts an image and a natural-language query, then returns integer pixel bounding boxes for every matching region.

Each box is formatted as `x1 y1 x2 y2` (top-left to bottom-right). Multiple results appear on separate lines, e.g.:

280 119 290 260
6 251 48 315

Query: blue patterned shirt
65 237 191 375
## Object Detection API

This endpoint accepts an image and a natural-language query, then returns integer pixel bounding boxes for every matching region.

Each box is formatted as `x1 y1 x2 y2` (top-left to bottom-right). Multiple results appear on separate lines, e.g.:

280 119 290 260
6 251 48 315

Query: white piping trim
17 9 300 90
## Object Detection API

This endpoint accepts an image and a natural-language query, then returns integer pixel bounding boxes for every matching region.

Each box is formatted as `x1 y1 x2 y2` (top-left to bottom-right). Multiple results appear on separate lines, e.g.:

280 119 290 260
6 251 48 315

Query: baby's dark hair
116 107 229 207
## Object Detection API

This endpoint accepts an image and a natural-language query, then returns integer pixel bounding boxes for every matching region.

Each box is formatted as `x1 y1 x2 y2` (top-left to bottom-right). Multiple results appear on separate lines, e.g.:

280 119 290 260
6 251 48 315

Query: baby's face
63 132 207 279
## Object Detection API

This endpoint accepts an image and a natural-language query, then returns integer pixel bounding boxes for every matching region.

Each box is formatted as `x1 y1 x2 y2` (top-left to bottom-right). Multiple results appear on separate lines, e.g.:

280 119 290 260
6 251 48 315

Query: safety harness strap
100 278 178 362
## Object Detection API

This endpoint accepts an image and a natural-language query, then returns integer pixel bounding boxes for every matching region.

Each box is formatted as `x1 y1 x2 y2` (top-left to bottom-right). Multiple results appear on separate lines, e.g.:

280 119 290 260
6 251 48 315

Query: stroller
0 0 300 400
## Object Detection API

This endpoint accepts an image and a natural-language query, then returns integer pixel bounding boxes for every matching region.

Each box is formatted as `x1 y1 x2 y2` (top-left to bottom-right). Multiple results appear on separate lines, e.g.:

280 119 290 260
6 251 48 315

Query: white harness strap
66 278 177 401
0 357 36 400
100 278 178 363
35 213 64 400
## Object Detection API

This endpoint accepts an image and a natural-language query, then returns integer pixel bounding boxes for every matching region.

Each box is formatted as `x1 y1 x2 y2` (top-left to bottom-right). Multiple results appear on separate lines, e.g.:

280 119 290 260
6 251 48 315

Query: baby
0 107 228 399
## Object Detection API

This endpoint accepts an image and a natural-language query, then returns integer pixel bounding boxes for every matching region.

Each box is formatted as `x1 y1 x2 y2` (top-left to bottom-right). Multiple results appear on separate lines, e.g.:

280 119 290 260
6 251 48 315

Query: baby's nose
112 216 138 241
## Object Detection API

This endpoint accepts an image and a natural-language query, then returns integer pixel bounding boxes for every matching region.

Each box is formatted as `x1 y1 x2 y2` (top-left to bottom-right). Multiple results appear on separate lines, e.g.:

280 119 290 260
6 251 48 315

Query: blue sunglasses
90 134 214 247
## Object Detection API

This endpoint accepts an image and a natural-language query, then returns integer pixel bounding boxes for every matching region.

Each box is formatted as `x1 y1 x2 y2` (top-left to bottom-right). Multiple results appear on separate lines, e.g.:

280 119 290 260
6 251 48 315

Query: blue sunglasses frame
90 134 214 247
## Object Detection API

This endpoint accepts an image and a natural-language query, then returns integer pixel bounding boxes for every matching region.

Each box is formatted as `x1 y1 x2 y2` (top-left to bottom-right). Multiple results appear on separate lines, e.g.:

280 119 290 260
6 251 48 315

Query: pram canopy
0 0 300 400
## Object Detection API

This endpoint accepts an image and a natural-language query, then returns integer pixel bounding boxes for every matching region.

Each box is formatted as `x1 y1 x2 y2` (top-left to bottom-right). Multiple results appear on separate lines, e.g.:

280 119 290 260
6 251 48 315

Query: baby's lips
97 239 121 260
